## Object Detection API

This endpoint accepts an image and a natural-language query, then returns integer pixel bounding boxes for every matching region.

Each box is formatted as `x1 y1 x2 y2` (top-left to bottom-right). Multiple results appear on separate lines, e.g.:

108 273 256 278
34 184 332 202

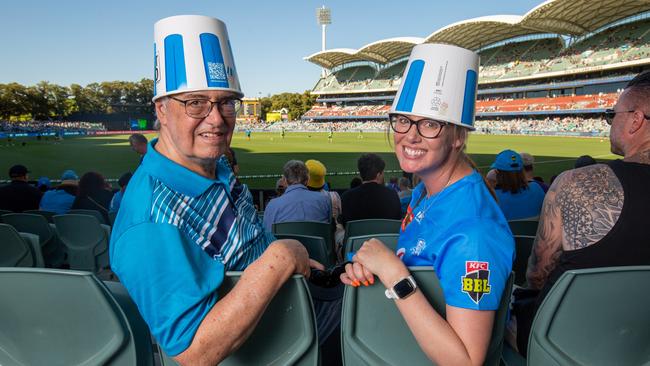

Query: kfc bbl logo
461 261 491 304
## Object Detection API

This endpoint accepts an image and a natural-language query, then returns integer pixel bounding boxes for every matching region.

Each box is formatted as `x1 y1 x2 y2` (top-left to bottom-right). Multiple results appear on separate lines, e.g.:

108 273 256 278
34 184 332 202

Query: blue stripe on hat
200 33 229 88
164 34 187 93
395 59 425 113
461 69 477 126
153 43 157 96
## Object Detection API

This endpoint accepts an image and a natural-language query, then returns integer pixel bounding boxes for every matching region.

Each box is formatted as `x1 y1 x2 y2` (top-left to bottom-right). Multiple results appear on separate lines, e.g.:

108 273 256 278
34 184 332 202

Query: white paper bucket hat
153 15 243 101
390 43 479 130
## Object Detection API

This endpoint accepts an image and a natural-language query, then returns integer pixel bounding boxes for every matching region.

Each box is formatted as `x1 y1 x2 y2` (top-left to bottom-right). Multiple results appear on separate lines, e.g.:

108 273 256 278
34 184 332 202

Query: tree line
0 79 316 121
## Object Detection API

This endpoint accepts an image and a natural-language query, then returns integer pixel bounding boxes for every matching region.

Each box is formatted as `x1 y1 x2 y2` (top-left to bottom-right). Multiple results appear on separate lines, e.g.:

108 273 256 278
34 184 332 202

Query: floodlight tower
316 6 331 77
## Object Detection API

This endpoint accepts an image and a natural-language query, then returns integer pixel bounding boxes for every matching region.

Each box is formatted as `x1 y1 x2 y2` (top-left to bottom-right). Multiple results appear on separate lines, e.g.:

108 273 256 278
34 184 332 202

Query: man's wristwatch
385 275 417 300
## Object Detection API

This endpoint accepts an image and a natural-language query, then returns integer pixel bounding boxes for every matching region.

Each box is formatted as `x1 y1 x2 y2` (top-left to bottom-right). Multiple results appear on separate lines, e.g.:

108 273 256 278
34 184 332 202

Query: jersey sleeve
435 219 514 311
110 222 225 356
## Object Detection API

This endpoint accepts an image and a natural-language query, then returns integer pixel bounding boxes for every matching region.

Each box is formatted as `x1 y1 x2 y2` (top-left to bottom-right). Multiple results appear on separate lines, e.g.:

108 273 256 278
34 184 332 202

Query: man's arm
175 239 310 366
526 172 565 290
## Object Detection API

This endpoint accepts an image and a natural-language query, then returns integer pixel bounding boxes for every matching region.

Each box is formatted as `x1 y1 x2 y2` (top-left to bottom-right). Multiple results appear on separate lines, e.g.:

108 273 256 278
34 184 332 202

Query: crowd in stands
476 92 619 113
475 116 610 136
0 120 107 133
236 120 387 132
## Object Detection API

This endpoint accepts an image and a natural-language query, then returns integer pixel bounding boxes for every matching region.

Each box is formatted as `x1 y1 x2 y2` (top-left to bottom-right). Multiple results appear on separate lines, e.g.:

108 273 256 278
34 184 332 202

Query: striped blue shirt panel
150 157 274 271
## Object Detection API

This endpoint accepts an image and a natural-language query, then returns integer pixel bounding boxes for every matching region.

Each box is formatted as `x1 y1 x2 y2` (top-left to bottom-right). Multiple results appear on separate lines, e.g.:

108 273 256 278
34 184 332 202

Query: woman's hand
340 238 409 287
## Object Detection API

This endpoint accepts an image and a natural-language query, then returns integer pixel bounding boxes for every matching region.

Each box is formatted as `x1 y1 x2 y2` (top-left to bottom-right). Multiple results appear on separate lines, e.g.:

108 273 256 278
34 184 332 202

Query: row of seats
0 212 110 272
1 266 647 365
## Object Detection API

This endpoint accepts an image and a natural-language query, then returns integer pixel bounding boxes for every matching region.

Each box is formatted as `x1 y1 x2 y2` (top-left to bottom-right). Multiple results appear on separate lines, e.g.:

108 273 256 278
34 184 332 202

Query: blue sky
0 0 541 97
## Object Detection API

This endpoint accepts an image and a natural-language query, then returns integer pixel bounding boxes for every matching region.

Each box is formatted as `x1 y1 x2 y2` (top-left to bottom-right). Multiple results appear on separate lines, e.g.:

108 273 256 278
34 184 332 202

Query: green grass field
1 131 615 189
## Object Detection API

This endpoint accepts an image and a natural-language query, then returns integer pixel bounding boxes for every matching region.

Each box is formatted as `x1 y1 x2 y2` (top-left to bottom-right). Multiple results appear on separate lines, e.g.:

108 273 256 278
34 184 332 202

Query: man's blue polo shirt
263 184 331 231
110 139 275 356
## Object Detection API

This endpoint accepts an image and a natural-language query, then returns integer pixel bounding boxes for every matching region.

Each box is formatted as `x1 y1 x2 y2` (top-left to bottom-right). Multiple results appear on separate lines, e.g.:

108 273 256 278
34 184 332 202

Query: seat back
53 214 108 272
159 273 319 366
24 210 56 223
274 234 334 268
0 223 35 267
343 219 402 246
0 209 12 216
344 233 400 256
508 220 538 237
0 268 145 366
103 281 156 366
528 266 650 366
68 209 108 225
272 221 334 261
513 235 535 286
342 267 513 366
1 213 55 248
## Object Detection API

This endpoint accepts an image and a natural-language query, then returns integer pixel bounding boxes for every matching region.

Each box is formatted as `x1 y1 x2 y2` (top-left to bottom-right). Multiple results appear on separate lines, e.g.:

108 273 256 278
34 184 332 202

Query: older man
110 15 315 366
515 71 650 354
263 160 331 231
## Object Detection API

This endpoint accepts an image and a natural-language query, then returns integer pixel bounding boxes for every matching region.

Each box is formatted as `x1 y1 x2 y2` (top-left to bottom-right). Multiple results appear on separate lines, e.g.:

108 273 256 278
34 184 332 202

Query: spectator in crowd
37 177 51 192
492 150 546 220
574 154 597 168
39 170 79 214
109 172 133 213
513 71 650 356
128 133 148 158
0 164 42 212
387 176 400 193
398 177 412 216
263 160 331 231
485 168 498 189
520 152 549 192
71 172 113 223
340 43 513 366
275 177 287 196
110 15 318 365
339 153 402 225
306 159 344 247
349 176 362 189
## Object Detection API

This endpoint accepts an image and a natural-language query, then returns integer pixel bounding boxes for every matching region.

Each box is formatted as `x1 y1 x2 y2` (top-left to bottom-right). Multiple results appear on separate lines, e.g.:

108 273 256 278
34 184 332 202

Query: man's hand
267 239 313 277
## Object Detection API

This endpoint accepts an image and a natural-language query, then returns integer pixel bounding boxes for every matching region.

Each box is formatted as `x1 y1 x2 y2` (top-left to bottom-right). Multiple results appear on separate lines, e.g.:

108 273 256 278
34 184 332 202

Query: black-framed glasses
604 108 650 125
169 96 242 119
389 113 447 139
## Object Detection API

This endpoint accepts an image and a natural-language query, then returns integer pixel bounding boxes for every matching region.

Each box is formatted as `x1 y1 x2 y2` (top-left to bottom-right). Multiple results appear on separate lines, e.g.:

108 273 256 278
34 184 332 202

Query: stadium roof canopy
304 37 423 69
306 0 650 69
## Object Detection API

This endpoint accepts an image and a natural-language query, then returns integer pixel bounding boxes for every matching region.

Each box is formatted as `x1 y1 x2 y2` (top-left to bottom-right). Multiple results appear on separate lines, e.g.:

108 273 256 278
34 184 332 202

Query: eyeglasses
604 108 650 125
389 114 447 139
169 96 242 119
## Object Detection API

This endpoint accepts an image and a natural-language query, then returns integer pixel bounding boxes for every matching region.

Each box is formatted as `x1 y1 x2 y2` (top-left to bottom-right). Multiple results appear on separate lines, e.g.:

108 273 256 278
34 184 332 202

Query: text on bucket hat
390 43 479 130
306 159 326 189
153 15 242 101
491 150 523 172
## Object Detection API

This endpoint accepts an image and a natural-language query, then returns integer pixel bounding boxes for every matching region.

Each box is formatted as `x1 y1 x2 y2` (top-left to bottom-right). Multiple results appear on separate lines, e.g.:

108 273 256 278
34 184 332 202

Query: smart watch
385 275 417 300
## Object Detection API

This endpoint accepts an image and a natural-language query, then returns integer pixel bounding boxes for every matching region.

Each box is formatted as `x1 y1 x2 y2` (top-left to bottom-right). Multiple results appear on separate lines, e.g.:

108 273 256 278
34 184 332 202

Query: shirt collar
284 184 308 193
140 138 232 197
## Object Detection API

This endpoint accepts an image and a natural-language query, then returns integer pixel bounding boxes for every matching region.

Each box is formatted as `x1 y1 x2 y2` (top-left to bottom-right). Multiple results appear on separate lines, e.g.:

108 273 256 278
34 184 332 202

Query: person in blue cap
491 149 546 220
340 44 514 366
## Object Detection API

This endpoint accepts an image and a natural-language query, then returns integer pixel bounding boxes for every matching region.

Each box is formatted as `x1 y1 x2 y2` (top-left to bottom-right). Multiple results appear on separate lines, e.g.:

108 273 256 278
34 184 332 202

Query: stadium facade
302 0 650 137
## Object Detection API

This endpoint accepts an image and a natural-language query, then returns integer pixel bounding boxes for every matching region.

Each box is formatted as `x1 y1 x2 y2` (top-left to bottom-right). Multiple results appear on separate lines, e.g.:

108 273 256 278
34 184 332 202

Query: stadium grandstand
303 0 650 137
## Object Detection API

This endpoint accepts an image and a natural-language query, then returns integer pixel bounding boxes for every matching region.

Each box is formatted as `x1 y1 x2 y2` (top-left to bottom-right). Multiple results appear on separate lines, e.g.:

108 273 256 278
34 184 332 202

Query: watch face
393 278 416 298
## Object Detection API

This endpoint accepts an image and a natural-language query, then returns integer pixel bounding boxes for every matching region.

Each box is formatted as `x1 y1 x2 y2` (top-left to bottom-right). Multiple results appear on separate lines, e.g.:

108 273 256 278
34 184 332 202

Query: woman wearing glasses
341 44 514 366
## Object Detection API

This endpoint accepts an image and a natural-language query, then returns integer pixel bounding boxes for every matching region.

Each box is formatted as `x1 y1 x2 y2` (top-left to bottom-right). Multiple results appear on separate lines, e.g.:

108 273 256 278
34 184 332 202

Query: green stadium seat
274 234 334 268
344 233 400 257
272 221 334 262
24 210 56 223
527 266 650 366
513 235 535 287
342 219 402 247
0 268 154 365
103 281 156 366
0 209 12 216
53 214 110 272
158 272 319 366
1 213 65 267
342 267 514 366
508 220 539 237
0 223 36 267
68 209 109 225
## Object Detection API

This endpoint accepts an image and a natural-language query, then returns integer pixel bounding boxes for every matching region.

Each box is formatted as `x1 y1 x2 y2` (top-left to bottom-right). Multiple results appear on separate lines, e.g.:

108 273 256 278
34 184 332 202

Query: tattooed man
514 71 650 354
